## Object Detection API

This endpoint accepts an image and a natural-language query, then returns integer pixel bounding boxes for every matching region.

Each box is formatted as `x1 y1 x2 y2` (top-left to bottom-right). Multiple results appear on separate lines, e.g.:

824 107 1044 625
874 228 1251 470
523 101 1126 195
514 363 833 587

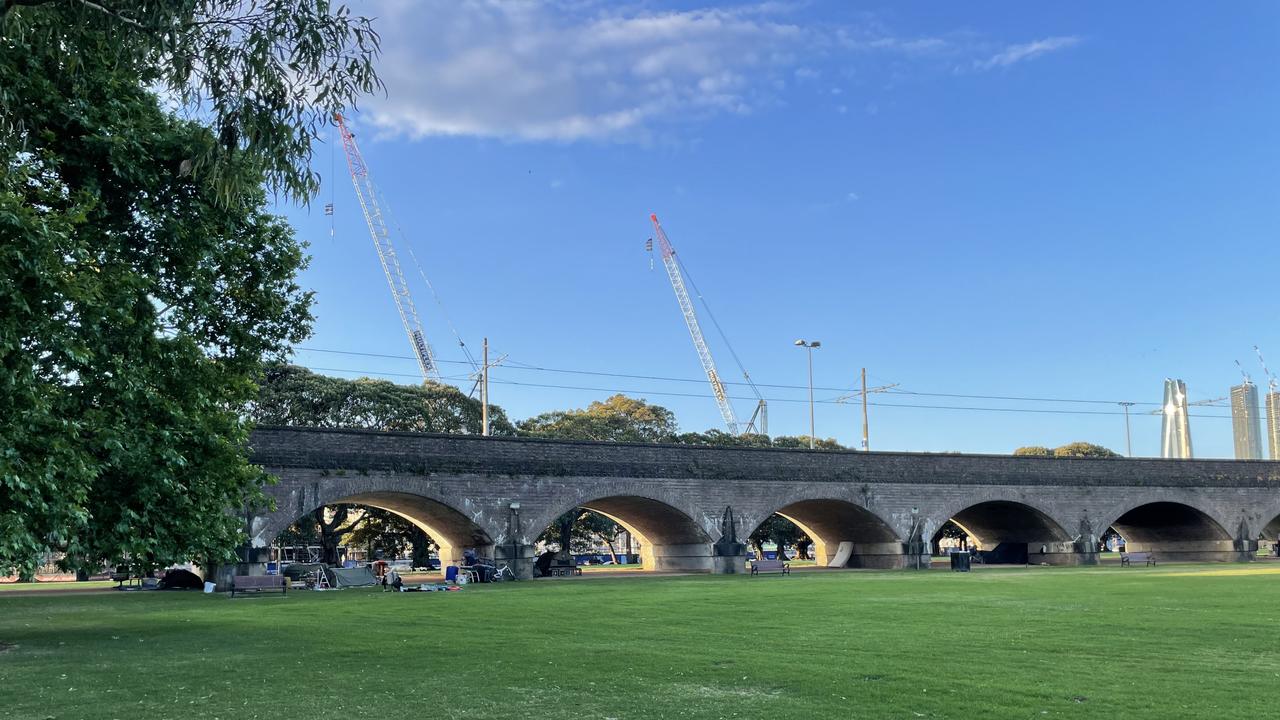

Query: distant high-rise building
1230 382 1262 459
1267 390 1280 460
1160 378 1193 459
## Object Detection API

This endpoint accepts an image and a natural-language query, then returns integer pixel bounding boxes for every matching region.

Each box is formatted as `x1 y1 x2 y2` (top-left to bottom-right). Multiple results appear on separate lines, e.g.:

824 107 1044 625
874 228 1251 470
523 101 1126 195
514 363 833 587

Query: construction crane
1235 360 1253 384
648 213 766 435
334 113 437 380
1147 395 1226 415
1257 346 1279 392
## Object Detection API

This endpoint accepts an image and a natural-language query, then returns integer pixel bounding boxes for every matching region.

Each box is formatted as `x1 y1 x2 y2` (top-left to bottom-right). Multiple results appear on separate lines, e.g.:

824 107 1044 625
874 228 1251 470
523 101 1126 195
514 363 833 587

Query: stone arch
1098 499 1237 562
254 483 495 570
750 498 904 568
1264 508 1280 542
930 498 1074 565
534 494 715 573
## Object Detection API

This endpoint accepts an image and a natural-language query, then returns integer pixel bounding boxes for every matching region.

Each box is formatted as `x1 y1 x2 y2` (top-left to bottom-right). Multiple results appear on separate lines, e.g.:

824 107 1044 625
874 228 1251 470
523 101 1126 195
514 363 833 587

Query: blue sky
281 1 1280 458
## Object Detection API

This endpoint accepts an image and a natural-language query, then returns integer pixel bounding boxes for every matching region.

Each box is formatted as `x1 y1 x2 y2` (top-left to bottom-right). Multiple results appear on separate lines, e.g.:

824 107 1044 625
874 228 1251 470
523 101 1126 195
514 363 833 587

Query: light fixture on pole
794 339 821 449
1117 402 1135 457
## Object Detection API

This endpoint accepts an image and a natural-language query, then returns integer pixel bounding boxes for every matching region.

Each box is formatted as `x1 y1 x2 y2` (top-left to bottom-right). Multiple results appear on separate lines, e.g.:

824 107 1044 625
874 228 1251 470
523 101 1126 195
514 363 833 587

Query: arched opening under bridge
536 496 714 573
1104 501 1235 563
760 499 904 569
273 491 493 576
932 500 1074 565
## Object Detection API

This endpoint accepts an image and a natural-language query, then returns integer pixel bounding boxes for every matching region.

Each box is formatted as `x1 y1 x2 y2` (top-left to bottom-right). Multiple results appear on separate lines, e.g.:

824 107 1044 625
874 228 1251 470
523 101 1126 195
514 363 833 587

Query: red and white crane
648 213 766 435
334 113 437 380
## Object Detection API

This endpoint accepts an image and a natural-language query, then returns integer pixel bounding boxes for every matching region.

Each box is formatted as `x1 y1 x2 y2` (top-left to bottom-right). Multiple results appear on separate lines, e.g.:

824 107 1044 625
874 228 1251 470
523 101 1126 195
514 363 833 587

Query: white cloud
359 2 1083 142
974 36 1080 71
364 1 807 142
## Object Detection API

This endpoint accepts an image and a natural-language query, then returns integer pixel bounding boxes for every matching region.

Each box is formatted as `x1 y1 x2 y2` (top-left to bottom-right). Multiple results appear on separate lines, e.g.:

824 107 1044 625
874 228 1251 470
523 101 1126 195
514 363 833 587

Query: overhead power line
295 346 1185 408
299 363 1245 420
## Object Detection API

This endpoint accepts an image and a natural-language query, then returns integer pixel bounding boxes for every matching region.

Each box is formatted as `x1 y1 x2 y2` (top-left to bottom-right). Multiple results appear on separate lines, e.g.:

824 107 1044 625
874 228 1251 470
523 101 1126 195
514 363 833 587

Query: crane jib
650 214 740 434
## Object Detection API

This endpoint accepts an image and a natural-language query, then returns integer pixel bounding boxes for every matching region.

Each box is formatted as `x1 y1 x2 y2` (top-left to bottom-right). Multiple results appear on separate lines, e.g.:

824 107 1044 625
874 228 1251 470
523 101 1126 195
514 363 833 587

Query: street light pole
794 340 821 449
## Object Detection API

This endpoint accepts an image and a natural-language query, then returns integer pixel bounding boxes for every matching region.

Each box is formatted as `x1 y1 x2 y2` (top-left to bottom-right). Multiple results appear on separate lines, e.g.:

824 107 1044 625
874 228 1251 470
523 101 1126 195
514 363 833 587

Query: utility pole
481 337 490 437
861 368 870 451
1118 402 1134 457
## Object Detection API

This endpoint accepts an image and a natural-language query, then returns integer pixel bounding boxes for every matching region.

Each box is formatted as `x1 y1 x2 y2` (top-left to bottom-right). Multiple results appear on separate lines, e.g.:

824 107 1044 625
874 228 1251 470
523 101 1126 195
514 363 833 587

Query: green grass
0 580 116 593
2 565 1278 719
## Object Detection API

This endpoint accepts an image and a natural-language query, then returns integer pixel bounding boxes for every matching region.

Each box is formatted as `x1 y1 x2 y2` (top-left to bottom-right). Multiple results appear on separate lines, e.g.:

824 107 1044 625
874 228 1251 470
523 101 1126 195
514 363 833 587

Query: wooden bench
231 575 288 597
1120 551 1155 567
110 571 138 589
549 565 582 577
750 559 790 576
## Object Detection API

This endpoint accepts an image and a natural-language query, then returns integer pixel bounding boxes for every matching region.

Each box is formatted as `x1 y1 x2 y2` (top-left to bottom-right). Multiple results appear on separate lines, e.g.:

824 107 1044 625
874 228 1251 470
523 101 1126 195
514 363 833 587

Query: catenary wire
299 364 1245 420
296 346 1194 407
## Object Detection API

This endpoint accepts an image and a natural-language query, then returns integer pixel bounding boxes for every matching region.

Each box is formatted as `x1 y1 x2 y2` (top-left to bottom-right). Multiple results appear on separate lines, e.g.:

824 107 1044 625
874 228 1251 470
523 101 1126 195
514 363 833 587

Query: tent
326 566 377 588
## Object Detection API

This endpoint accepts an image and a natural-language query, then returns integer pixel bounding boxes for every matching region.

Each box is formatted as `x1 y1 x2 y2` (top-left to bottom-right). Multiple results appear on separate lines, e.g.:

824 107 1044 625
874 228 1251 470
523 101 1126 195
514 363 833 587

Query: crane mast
334 113 437 380
649 214 740 433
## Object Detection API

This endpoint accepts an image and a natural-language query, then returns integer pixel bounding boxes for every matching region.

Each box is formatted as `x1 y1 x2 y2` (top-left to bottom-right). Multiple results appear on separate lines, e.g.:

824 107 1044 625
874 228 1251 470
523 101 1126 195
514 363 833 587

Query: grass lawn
2 564 1278 719
0 580 117 593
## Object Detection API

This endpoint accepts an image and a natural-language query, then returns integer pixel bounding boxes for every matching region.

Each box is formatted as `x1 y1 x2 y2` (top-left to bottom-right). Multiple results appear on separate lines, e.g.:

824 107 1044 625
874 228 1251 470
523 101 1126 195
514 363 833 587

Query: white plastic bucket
203 581 216 594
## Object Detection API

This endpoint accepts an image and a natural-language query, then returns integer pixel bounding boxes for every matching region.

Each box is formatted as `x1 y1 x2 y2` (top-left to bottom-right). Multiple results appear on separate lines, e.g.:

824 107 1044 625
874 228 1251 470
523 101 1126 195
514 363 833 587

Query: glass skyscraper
1267 390 1280 460
1160 378 1192 459
1230 382 1262 459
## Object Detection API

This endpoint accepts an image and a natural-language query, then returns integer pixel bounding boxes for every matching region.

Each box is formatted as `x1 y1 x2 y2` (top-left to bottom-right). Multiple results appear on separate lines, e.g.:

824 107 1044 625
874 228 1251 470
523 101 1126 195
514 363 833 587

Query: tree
747 515 811 560
771 435 846 451
535 509 625 563
251 364 515 435
1052 442 1121 458
1 0 381 202
519 394 679 443
1 23 328 576
1013 443 1120 458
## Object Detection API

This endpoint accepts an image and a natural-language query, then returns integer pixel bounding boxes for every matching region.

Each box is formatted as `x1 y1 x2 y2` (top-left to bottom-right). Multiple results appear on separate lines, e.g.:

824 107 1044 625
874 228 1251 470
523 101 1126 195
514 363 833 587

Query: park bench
231 575 288 597
750 559 790 576
110 569 138 589
1120 551 1155 567
549 565 582 577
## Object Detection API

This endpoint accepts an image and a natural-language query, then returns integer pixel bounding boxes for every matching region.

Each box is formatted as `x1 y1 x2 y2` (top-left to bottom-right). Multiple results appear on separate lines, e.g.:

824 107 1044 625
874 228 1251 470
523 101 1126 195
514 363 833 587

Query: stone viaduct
239 426 1280 579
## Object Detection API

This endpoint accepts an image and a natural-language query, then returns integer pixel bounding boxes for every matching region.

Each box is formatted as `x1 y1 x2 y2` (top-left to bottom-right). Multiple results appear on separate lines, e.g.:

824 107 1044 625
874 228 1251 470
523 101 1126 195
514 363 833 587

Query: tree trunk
604 538 619 565
795 539 813 560
557 511 576 560
410 528 434 568
315 506 353 566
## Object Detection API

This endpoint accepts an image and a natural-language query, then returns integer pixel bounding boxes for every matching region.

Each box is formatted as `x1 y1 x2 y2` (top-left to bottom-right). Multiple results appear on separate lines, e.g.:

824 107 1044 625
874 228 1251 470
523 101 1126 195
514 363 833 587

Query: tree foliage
251 364 515 435
1052 442 1121 458
536 509 625 560
1 0 382 202
0 21 316 576
0 1 380 576
519 394 679 443
1013 443 1120 458
748 514 812 560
